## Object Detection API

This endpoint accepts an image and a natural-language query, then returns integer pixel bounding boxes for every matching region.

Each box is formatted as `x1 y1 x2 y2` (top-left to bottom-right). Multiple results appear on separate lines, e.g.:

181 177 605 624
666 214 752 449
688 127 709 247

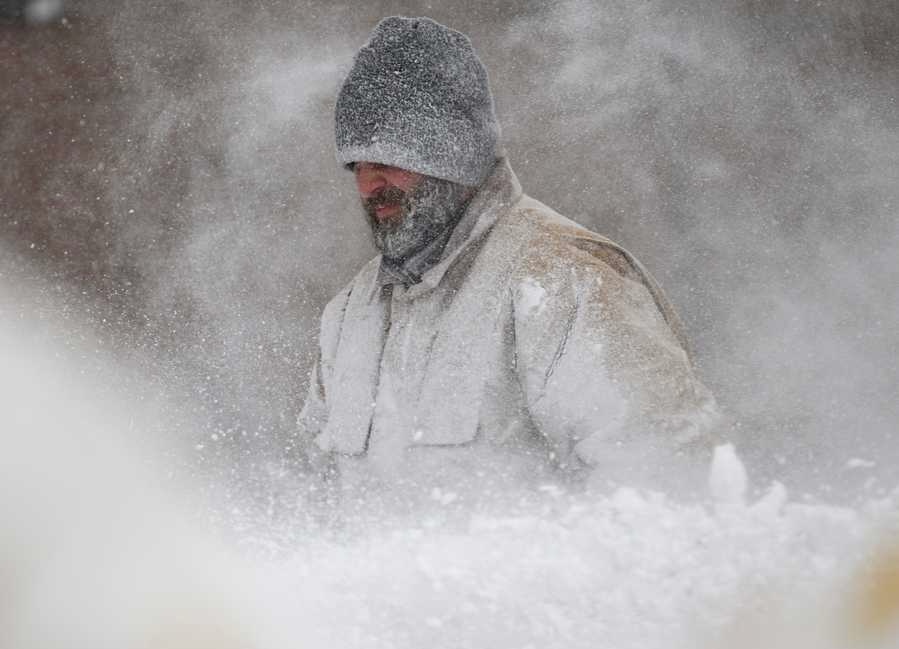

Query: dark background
2 0 897 506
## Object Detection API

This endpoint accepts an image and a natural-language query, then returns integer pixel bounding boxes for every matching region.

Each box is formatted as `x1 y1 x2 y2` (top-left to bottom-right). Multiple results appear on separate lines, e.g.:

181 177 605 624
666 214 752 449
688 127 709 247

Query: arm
513 246 721 495
295 283 354 501
297 355 329 465
294 352 344 525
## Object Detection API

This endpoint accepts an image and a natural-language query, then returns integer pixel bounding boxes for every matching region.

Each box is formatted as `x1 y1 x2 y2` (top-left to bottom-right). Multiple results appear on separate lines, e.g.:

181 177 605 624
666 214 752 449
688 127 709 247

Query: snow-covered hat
335 16 501 187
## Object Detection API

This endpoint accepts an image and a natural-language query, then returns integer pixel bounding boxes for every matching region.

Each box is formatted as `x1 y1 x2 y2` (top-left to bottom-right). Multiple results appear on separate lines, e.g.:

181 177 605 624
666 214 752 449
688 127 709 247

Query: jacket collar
382 158 522 300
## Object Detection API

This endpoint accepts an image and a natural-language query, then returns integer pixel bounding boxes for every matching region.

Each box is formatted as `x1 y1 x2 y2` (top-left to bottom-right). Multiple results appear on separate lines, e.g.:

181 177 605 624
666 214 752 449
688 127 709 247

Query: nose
354 163 387 199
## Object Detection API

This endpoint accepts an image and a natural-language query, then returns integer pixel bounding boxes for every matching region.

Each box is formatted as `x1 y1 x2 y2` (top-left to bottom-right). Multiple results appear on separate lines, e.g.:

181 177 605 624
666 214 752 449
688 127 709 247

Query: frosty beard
363 176 472 263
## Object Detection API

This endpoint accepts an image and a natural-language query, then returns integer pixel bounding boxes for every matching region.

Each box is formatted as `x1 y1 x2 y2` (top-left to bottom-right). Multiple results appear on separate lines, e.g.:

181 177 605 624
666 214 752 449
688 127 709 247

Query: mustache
362 187 408 217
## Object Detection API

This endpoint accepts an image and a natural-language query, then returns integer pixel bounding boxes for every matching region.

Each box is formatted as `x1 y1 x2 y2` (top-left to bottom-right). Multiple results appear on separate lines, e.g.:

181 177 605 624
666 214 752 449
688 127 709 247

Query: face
354 162 424 224
353 161 475 263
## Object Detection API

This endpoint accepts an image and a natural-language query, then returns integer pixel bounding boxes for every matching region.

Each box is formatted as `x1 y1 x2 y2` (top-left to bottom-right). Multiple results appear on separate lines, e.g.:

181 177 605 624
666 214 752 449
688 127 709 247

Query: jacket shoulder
508 195 691 355
510 196 641 283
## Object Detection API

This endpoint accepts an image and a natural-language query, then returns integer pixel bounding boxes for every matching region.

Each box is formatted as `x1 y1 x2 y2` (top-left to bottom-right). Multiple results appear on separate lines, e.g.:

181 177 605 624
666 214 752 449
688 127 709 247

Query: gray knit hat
335 16 501 187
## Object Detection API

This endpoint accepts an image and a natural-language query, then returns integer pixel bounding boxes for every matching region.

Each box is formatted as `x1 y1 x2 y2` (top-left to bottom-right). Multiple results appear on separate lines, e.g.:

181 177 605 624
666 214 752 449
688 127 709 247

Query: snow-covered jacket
298 159 721 509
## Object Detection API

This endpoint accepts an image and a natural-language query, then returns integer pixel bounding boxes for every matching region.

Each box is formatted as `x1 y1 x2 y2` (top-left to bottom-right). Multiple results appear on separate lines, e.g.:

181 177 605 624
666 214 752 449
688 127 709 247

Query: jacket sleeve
297 355 328 446
512 245 722 494
296 354 339 488
296 284 353 480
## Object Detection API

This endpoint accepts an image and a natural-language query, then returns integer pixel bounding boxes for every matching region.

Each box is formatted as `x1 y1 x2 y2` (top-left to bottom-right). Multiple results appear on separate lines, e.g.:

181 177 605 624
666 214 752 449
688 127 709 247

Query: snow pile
2 281 897 649
260 487 894 649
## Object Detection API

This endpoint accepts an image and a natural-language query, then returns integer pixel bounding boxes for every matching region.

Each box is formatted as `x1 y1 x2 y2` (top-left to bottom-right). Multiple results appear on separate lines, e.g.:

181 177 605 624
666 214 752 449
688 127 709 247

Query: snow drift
2 277 897 649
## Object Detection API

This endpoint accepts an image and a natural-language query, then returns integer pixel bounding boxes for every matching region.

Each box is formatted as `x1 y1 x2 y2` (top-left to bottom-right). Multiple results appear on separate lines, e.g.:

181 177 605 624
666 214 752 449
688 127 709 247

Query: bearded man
298 17 722 514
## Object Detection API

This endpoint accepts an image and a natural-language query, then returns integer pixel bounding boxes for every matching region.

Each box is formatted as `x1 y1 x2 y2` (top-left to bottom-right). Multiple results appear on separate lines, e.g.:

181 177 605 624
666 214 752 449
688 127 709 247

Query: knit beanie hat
335 16 501 187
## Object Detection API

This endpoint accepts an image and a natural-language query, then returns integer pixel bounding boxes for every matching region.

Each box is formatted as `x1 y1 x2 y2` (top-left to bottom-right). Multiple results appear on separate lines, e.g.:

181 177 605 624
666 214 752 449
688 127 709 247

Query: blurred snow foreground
2 285 898 649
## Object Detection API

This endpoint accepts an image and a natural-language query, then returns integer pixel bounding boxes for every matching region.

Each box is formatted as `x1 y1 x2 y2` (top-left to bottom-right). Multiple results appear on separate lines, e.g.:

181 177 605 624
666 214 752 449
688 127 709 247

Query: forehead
353 162 424 187
353 162 412 174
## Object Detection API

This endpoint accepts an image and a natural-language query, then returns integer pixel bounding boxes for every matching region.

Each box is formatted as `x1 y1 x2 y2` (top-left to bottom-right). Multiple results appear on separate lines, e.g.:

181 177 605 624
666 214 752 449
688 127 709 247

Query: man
298 17 721 514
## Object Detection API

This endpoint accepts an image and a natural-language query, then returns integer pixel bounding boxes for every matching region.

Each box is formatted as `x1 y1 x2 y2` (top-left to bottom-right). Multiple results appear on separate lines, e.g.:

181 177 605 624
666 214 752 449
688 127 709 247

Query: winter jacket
298 159 721 512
